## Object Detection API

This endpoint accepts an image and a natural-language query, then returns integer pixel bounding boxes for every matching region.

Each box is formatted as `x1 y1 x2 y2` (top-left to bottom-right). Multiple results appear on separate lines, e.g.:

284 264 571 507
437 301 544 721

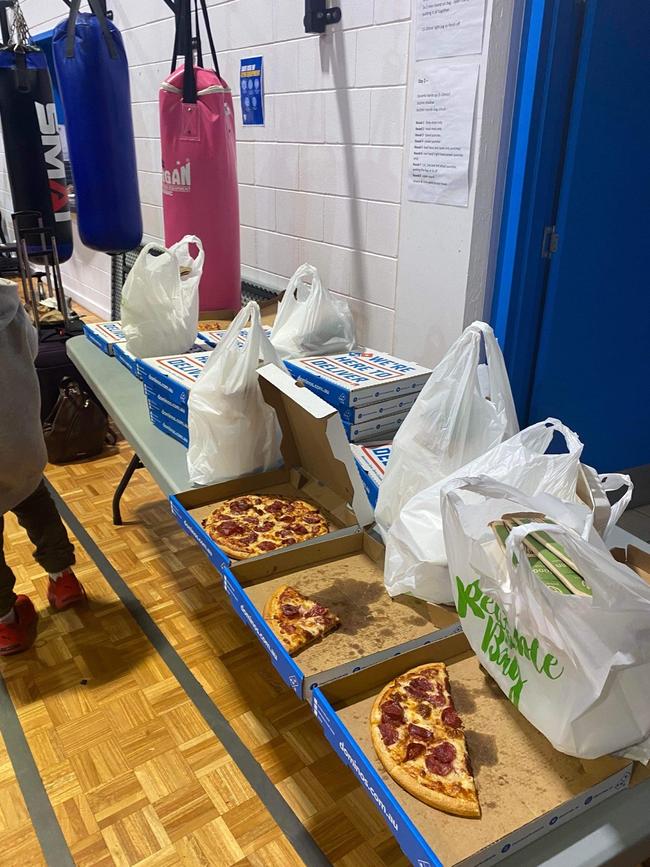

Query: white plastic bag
376 321 518 538
270 263 356 360
384 419 584 604
187 301 282 486
121 235 203 358
442 477 650 761
580 465 634 538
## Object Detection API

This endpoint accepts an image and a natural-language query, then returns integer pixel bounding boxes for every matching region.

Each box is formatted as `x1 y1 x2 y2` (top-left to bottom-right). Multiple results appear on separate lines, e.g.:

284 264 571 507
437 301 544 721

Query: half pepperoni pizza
370 663 480 818
202 494 329 560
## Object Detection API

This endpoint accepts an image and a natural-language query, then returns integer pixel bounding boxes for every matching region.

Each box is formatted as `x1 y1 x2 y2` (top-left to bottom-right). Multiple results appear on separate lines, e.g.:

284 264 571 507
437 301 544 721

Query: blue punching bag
52 0 142 253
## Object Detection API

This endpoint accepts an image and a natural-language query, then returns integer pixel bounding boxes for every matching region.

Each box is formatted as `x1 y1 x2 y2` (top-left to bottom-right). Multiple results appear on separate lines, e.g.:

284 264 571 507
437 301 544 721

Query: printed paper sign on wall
240 56 264 126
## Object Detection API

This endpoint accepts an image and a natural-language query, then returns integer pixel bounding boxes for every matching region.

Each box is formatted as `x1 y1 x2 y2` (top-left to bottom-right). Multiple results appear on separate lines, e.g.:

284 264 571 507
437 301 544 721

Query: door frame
489 0 586 421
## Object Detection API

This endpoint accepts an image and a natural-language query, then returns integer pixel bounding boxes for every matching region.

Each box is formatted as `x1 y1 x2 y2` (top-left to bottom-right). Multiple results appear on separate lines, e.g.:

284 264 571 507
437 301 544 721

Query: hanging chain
9 1 32 48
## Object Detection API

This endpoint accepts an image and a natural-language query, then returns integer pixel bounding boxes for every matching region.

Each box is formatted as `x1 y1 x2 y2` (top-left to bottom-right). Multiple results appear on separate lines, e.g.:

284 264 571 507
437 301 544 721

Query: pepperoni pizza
202 494 329 560
370 663 480 818
263 585 340 655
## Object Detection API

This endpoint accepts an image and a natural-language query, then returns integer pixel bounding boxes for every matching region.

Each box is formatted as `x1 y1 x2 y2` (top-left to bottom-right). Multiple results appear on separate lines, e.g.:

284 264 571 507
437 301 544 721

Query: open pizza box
312 631 634 867
170 362 376 574
225 528 459 699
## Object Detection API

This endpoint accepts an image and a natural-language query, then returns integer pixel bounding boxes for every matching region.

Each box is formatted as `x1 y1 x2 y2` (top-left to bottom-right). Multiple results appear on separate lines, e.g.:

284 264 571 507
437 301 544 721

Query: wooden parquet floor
0 441 409 866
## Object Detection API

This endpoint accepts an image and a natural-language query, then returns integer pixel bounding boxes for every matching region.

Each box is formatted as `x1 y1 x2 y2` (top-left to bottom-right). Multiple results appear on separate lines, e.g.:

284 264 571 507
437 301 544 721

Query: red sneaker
47 569 87 611
0 596 38 655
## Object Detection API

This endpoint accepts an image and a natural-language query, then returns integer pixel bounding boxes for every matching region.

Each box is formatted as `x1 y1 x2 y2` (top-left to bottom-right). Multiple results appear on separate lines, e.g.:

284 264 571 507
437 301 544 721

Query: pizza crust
370 664 481 819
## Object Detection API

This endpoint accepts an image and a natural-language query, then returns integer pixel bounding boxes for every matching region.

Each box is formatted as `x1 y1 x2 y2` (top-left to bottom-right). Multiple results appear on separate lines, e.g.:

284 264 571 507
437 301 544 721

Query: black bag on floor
43 377 108 463
35 328 82 420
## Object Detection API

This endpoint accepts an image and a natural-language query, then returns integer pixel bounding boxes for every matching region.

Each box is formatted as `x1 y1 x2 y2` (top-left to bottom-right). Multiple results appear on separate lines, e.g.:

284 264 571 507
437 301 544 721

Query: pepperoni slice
216 520 245 537
304 603 328 618
303 513 322 524
379 722 398 746
280 537 297 546
441 706 462 729
425 755 453 776
281 603 300 617
290 524 308 535
278 528 299 539
429 689 447 708
407 723 432 741
230 498 252 513
417 703 432 719
237 533 257 545
431 741 457 764
380 701 405 724
259 521 274 532
406 677 433 698
405 742 426 762
266 500 287 514
279 514 294 523
258 540 277 551
282 623 296 634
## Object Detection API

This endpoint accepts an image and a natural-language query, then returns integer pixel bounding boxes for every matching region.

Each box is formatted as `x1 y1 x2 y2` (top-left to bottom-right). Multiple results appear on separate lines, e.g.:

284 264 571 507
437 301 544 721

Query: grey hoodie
0 280 47 514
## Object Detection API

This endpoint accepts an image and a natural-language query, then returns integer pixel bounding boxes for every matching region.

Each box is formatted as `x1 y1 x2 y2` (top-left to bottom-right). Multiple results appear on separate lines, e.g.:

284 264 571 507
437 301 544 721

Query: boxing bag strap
65 0 118 61
170 0 221 104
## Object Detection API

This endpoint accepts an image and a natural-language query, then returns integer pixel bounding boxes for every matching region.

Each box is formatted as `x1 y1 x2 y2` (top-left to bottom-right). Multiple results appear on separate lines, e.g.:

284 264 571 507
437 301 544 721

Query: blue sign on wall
240 56 264 126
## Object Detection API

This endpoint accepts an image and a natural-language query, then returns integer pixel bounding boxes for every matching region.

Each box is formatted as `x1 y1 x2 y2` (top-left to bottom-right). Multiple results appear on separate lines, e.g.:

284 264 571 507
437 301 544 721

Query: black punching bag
0 36 73 261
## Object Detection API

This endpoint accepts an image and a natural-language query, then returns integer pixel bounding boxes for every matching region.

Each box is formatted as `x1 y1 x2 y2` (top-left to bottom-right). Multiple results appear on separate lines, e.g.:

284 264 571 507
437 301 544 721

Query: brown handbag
43 377 109 463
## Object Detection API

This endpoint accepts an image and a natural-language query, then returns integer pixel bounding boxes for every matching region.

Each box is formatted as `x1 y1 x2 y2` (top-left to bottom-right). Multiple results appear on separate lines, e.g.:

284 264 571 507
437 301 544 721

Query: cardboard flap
257 364 374 527
611 545 650 585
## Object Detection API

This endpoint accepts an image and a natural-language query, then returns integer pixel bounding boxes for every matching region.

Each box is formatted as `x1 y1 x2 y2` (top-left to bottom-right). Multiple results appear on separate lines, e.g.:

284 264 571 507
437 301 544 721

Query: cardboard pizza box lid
257 363 374 529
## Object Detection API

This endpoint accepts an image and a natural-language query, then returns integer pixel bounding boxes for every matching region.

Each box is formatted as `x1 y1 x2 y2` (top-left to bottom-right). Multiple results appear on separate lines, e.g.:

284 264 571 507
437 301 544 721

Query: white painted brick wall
0 0 510 360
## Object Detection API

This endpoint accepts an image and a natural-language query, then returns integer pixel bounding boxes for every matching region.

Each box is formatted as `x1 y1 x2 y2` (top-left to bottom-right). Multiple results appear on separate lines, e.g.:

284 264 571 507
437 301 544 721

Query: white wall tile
129 62 168 103
263 42 299 94
299 145 351 197
138 171 163 208
239 185 277 231
135 137 161 174
355 147 403 203
141 203 163 238
325 90 371 144
323 197 367 250
332 0 374 30
276 191 324 241
237 142 255 185
131 102 160 139
370 87 406 145
374 0 412 24
346 297 395 352
254 144 300 190
255 229 301 277
296 32 356 92
240 225 256 267
355 22 410 87
274 93 325 143
366 202 400 257
350 253 398 308
300 240 354 296
273 0 306 43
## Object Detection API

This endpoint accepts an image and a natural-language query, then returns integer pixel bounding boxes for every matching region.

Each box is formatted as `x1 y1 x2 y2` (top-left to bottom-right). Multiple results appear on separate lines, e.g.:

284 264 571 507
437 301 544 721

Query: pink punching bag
159 0 240 312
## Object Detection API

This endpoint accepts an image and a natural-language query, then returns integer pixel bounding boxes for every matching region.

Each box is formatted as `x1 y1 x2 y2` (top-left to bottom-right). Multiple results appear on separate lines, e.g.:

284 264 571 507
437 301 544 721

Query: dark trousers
0 480 75 616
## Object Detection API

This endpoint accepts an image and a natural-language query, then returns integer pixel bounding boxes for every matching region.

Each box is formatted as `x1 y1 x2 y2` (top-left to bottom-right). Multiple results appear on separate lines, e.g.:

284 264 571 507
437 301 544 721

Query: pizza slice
370 663 480 818
263 585 340 655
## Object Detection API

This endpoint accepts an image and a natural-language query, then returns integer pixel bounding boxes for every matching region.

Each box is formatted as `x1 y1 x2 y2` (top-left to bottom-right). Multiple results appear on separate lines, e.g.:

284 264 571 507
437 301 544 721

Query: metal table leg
112 453 143 525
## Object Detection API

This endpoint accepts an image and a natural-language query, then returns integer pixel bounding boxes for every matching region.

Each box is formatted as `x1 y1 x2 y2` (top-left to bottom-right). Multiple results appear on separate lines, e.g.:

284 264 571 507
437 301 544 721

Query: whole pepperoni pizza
201 494 329 559
370 663 480 818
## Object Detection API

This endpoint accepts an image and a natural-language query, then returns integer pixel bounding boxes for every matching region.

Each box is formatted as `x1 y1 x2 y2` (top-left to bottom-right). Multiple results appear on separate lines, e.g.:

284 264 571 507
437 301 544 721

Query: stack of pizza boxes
351 442 392 508
283 349 431 443
136 327 271 447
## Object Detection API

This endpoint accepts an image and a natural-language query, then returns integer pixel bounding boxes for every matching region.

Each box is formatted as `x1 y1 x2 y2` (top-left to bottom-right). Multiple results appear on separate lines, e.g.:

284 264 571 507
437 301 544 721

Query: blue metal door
526 0 650 470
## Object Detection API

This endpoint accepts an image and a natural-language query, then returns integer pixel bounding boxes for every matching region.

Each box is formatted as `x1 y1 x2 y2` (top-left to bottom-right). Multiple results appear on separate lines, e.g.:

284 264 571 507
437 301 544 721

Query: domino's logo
289 675 299 690
417 861 433 867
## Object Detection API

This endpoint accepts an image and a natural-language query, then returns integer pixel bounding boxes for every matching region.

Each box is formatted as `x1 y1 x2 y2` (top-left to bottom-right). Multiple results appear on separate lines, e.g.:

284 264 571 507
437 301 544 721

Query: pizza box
82 319 125 355
312 631 633 867
198 324 271 348
113 341 141 377
148 405 189 447
338 391 419 425
144 384 188 425
138 351 212 403
223 528 459 700
352 443 392 508
169 362 375 574
343 410 407 443
284 349 431 409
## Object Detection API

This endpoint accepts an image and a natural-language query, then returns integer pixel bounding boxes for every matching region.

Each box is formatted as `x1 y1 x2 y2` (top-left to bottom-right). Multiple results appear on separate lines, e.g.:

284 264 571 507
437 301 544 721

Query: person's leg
13 480 85 610
12 479 75 575
0 513 17 618
0 511 39 654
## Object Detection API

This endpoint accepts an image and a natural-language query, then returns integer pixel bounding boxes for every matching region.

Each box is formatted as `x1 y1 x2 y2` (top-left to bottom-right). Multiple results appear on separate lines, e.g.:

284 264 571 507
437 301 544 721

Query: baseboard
65 286 110 321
